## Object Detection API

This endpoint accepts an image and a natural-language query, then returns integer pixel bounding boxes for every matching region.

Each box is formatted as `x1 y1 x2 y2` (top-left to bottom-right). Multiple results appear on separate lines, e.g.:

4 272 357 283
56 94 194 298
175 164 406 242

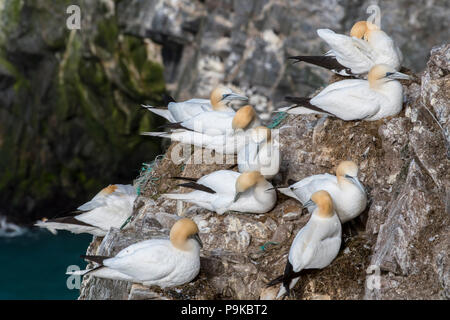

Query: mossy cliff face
0 0 165 223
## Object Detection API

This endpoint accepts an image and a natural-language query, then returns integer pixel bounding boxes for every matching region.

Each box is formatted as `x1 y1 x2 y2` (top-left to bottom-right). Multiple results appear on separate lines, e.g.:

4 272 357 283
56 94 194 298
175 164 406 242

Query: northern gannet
279 64 410 121
67 218 202 288
35 184 136 236
268 190 341 298
142 86 248 123
163 104 261 136
237 126 280 179
277 161 367 223
289 21 403 77
163 171 277 215
142 105 261 153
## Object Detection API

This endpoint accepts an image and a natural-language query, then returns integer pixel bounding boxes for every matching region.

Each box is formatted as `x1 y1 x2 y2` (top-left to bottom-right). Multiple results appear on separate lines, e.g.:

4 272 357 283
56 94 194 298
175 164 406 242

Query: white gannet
268 190 342 298
163 104 261 136
142 105 261 153
277 161 367 223
163 171 277 215
142 86 248 123
35 184 136 236
237 126 280 179
279 64 410 121
67 218 202 288
289 21 403 77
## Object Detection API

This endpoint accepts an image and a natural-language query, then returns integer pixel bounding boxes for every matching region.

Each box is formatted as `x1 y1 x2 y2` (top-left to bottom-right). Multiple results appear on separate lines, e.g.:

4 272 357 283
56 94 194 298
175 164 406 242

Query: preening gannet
280 64 410 121
35 184 136 236
163 171 276 215
277 161 367 223
268 190 341 298
289 21 403 77
237 126 280 179
67 218 202 288
142 86 248 123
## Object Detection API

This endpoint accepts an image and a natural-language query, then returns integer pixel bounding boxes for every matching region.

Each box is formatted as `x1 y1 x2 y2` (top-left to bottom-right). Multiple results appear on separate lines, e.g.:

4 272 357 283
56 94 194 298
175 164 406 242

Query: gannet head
309 190 334 218
336 161 366 193
368 64 410 88
232 105 257 131
99 184 118 195
234 171 264 202
250 126 271 144
210 86 248 111
350 21 368 39
170 218 203 251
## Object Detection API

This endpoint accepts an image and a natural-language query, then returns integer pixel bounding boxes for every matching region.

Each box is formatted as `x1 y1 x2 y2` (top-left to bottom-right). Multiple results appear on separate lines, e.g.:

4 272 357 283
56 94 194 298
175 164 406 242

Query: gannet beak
233 192 243 202
191 233 203 248
223 93 248 101
346 175 366 193
388 71 411 80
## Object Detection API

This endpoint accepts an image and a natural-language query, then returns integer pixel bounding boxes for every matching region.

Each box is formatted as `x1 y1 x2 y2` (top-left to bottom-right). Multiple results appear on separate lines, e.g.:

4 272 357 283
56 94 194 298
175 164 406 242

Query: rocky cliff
1 0 449 224
79 44 449 300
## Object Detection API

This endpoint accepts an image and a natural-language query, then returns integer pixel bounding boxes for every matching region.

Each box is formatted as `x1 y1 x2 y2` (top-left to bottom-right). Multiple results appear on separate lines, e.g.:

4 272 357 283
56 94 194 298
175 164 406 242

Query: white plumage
277 161 367 223
237 126 280 179
281 64 410 121
35 184 136 236
317 23 402 76
143 86 247 123
275 190 342 298
163 170 277 215
67 218 202 288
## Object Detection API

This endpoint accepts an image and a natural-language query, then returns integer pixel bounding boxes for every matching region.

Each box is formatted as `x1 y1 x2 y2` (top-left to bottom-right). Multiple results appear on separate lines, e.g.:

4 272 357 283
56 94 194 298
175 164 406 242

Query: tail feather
159 122 192 131
141 131 172 138
142 105 176 122
284 96 332 116
66 265 104 276
277 187 300 201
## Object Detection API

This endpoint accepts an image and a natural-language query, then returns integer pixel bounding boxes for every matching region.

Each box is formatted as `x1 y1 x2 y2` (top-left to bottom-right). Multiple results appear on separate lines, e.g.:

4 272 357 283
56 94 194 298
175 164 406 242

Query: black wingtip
170 176 198 182
80 255 110 265
177 182 216 194
163 94 176 106
158 122 190 131
266 274 284 287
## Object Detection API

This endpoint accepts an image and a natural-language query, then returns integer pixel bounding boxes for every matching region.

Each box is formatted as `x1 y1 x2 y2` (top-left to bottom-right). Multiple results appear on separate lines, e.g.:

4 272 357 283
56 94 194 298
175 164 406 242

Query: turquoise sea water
0 229 91 299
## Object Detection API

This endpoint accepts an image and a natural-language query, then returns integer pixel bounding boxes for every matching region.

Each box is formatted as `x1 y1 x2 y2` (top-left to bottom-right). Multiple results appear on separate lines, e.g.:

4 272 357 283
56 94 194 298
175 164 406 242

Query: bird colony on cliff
36 11 411 299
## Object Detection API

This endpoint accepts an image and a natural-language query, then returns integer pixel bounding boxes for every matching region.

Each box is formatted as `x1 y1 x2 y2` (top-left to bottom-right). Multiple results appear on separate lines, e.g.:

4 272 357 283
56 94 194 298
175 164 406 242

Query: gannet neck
210 86 227 109
232 105 256 130
350 21 368 39
336 161 358 178
213 100 231 111
368 64 392 89
251 126 271 144
170 218 201 251
99 184 118 195
363 21 381 40
311 190 334 218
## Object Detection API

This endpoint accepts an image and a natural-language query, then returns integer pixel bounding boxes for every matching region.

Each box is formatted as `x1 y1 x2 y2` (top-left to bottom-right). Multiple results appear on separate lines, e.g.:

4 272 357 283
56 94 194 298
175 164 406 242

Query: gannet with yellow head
67 218 202 288
279 64 410 121
35 184 137 236
142 86 248 123
163 170 276 215
237 126 280 179
288 20 402 77
267 190 342 298
277 161 367 223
